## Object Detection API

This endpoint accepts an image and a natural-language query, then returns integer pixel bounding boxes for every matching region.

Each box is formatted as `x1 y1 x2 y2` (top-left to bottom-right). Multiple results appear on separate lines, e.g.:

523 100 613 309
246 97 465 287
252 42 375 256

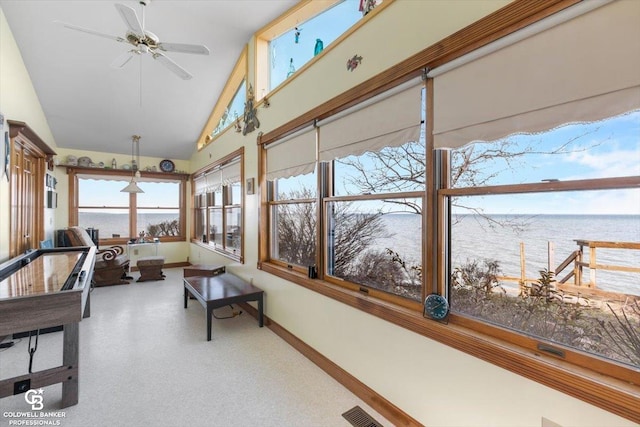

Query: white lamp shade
120 179 144 193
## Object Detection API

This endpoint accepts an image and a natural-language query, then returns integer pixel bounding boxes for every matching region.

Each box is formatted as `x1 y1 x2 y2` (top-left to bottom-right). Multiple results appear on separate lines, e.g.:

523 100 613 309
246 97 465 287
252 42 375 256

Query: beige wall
1 1 635 425
190 1 634 426
0 7 58 262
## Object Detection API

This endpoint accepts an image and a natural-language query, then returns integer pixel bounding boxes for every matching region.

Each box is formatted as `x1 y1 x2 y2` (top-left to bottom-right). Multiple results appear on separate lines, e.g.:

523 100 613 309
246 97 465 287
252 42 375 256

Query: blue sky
270 0 362 89
459 111 640 215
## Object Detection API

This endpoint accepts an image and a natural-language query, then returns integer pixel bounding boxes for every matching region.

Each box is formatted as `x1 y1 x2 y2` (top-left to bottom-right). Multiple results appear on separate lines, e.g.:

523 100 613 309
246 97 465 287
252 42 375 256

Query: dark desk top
183 273 263 301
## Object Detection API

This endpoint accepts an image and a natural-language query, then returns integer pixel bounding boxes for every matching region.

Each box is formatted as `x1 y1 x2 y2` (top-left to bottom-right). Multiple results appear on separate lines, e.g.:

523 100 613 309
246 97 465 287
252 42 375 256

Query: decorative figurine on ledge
242 84 260 136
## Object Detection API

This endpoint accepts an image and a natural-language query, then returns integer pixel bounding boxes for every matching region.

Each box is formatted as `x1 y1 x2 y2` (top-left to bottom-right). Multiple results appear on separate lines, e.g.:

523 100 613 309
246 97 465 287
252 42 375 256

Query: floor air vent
342 405 384 427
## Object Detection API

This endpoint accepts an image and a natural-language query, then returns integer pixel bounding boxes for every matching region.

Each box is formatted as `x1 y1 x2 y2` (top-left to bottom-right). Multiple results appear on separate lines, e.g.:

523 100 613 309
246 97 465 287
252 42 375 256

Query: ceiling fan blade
55 21 125 43
110 50 137 69
115 3 144 36
157 42 210 55
152 52 192 80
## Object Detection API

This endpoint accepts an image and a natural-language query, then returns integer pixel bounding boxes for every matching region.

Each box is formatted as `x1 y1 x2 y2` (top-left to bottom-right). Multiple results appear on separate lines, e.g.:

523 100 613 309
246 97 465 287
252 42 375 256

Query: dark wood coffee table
183 273 264 341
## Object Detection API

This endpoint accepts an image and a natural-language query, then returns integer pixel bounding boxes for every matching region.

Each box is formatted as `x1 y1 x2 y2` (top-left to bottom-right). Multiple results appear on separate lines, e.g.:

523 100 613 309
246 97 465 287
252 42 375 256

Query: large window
258 0 640 419
264 78 425 306
270 171 317 267
444 116 640 369
432 0 640 382
192 149 244 261
70 169 187 243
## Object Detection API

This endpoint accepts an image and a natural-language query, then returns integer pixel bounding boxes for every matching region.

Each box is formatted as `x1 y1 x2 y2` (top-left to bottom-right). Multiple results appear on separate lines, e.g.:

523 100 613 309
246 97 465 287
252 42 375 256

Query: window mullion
317 162 330 280
130 192 137 238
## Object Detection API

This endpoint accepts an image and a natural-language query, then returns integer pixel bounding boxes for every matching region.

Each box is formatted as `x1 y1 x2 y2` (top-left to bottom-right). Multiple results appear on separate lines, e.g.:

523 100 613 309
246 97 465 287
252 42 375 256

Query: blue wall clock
423 294 449 320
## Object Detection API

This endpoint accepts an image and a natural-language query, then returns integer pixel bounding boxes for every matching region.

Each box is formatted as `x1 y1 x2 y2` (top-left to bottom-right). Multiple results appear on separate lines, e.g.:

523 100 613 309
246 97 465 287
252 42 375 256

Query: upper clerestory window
256 0 382 99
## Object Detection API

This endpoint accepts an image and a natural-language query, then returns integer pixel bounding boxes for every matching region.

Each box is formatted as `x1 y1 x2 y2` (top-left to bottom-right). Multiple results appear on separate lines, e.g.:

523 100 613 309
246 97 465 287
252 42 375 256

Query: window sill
192 239 242 263
260 261 640 423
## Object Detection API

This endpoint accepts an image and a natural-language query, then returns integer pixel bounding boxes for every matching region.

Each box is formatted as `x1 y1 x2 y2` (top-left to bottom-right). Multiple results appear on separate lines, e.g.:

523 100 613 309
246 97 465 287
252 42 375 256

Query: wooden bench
183 273 264 341
137 256 165 282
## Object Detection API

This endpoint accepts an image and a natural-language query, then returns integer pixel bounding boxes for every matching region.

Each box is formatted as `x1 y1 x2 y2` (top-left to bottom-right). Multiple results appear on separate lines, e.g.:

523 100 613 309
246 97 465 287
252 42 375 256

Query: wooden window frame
197 47 248 151
256 0 640 422
66 166 188 245
191 148 245 263
253 0 393 103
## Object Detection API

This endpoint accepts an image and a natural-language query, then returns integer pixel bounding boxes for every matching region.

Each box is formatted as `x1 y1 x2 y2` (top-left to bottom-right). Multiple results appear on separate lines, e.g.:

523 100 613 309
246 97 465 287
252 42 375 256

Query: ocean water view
79 213 178 239
79 212 640 296
374 214 640 296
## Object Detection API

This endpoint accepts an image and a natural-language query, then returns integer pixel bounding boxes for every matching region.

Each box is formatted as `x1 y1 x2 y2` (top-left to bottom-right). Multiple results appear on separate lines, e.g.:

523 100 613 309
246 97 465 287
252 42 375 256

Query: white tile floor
0 268 388 427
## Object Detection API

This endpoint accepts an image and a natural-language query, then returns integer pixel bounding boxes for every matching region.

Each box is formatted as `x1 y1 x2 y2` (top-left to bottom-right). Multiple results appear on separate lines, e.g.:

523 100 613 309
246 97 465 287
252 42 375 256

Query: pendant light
121 135 144 193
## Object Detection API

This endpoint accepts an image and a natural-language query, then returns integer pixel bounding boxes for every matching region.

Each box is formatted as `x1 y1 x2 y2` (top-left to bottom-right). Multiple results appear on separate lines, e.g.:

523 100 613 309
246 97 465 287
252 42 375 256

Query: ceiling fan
56 0 209 80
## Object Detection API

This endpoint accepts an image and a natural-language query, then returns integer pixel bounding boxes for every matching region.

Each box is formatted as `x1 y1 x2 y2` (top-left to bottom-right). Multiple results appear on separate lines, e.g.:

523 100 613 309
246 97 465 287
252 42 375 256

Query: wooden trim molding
259 263 640 423
63 164 190 181
7 120 56 158
238 302 421 427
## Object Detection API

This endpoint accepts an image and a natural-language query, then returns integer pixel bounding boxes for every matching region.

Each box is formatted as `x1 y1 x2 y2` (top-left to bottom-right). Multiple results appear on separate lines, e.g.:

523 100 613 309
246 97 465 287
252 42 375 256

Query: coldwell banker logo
25 389 44 410
2 388 66 425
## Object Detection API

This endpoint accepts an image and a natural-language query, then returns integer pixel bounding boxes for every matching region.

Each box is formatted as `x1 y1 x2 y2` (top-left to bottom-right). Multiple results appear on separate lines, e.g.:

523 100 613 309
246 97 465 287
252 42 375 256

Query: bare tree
338 133 600 208
329 208 387 277
147 219 179 237
274 188 388 276
275 190 317 267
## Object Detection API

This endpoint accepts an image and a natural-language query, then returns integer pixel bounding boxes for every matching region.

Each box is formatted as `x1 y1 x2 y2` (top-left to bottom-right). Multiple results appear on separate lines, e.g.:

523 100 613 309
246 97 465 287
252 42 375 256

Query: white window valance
194 156 241 194
78 173 180 184
222 159 242 185
193 174 208 195
432 0 640 149
317 77 423 161
266 126 316 181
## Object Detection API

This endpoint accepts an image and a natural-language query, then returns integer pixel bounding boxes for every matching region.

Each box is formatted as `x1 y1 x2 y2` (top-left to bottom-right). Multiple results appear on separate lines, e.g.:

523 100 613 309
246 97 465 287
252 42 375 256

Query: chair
64 226 130 286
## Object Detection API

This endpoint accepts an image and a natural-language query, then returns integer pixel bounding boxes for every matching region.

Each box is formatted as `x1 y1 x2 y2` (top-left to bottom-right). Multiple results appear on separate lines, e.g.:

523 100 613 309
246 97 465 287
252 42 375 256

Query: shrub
147 219 179 237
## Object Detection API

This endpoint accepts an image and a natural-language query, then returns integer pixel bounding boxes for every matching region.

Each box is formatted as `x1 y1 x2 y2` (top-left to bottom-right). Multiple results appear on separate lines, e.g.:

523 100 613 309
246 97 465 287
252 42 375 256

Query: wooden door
8 122 52 258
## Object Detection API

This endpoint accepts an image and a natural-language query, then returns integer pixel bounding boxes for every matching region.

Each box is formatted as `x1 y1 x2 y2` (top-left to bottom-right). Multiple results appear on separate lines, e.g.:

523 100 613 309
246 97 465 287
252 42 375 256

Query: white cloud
563 140 640 179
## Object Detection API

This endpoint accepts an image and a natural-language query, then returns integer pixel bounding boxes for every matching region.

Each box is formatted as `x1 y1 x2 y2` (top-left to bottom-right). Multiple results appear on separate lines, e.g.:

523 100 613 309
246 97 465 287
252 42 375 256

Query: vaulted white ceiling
0 0 297 159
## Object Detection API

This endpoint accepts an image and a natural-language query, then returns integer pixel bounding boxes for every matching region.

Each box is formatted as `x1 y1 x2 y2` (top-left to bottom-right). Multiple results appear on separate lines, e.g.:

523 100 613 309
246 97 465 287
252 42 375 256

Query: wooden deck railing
496 240 639 301
556 240 640 288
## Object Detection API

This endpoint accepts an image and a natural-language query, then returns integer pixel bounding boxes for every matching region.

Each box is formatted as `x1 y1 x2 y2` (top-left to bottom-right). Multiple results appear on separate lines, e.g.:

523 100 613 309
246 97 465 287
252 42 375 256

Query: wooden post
520 242 526 290
589 245 597 288
548 241 554 273
61 322 79 407
575 243 583 287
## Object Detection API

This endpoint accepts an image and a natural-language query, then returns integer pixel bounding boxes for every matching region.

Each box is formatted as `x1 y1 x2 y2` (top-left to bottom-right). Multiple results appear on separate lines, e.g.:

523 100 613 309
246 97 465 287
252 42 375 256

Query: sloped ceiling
0 0 297 159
